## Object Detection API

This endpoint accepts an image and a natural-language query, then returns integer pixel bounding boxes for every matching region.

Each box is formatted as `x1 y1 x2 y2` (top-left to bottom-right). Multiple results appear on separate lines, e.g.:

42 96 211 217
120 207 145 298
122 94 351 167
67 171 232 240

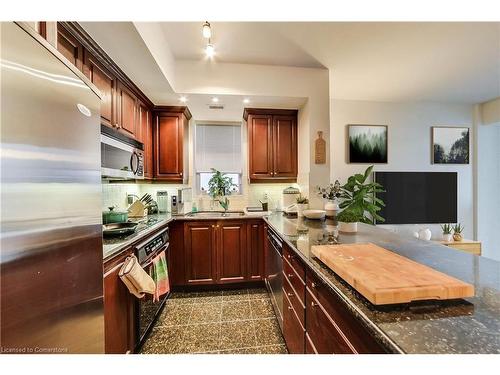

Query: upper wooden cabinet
83 51 116 128
244 108 298 183
137 102 153 178
56 23 84 71
115 82 137 138
153 107 191 183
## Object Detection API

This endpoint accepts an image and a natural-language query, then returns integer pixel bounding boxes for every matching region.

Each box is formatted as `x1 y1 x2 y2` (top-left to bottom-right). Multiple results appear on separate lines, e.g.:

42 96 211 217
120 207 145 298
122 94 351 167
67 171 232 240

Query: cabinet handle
287 273 294 278
216 225 220 228
212 225 215 228
115 123 118 127
287 292 293 297
288 306 293 311
311 301 319 308
311 282 316 289
180 172 183 176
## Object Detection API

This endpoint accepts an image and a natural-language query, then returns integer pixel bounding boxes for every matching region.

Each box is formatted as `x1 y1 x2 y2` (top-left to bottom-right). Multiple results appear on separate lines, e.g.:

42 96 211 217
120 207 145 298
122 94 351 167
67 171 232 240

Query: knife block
128 200 147 218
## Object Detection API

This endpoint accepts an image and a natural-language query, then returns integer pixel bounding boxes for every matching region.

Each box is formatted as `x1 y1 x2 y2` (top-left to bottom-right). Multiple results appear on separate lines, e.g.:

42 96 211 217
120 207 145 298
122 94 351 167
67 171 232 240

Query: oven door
136 245 169 347
265 229 283 330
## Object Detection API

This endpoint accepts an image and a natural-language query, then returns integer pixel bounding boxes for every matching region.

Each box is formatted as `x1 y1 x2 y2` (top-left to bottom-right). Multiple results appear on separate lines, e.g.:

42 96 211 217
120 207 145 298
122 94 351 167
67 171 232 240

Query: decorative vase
324 199 339 218
453 233 463 242
297 203 308 217
418 228 432 241
442 233 453 242
339 221 357 233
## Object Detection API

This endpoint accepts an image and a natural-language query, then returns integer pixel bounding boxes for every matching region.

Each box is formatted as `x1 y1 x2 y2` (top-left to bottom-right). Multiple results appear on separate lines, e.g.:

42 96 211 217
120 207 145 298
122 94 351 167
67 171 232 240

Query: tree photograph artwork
348 125 388 163
432 127 469 164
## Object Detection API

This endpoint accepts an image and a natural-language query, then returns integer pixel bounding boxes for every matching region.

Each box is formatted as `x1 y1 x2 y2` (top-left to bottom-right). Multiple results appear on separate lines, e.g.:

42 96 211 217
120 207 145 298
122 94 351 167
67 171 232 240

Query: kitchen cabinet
116 82 137 139
153 107 191 183
283 292 305 354
217 221 247 284
184 221 218 285
83 51 116 128
56 23 84 71
305 272 386 354
103 249 136 354
244 108 298 183
137 102 153 178
247 220 265 281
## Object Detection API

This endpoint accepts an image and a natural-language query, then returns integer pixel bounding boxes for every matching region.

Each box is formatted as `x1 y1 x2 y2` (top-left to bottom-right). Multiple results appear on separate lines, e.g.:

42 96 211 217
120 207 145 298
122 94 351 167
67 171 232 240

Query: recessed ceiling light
202 22 212 39
205 43 215 58
179 96 187 103
212 97 219 103
243 98 250 104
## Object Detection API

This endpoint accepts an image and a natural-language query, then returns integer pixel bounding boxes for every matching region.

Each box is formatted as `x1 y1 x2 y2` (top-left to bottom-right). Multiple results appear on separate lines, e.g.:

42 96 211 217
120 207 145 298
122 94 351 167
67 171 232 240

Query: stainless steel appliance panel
265 227 284 330
101 133 144 180
0 23 104 353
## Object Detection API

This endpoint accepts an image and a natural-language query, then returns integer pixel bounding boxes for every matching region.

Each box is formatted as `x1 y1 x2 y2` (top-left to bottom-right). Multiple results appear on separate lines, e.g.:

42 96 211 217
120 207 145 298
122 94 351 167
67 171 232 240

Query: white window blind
195 124 242 173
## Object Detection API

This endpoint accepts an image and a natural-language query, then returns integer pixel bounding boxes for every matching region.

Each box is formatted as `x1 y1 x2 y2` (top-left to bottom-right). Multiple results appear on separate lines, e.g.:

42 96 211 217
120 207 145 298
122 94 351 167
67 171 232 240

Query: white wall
330 99 474 239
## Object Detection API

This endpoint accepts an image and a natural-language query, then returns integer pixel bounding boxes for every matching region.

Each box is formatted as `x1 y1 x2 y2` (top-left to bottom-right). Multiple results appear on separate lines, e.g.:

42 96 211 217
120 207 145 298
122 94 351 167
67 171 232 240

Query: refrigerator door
1 23 104 353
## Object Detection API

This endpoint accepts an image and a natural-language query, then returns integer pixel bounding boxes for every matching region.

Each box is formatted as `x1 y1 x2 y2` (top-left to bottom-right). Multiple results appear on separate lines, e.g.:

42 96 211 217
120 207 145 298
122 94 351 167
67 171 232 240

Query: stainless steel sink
185 211 246 218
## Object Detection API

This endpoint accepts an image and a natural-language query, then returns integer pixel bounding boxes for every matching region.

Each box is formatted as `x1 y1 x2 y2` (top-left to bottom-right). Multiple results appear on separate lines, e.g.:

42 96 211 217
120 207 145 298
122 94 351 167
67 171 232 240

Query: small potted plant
452 223 464 242
441 223 453 242
336 209 361 233
296 194 309 217
207 168 236 216
316 180 341 218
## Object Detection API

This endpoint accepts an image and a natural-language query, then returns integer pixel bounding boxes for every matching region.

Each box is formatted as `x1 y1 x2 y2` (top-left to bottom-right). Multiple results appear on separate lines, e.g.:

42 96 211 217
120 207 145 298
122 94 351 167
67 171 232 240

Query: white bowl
302 209 326 220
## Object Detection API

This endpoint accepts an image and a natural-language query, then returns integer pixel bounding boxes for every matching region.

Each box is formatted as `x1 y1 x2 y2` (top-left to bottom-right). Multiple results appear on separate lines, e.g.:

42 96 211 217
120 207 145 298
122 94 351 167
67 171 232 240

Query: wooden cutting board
311 243 474 305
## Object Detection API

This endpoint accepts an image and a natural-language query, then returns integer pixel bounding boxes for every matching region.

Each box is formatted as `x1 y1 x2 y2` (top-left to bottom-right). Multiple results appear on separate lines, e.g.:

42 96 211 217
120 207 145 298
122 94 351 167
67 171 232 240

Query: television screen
374 172 457 224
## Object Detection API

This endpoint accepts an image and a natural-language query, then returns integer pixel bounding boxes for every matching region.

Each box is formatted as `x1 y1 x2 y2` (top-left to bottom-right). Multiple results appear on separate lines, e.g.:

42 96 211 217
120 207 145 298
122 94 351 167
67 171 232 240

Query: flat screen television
374 172 457 224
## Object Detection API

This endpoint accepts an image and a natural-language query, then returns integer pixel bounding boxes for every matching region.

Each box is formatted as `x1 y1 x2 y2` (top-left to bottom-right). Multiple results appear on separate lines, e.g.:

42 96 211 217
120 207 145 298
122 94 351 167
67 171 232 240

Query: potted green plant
452 223 464 242
296 194 309 217
339 165 385 224
336 209 362 233
207 168 236 215
441 223 453 242
316 180 341 217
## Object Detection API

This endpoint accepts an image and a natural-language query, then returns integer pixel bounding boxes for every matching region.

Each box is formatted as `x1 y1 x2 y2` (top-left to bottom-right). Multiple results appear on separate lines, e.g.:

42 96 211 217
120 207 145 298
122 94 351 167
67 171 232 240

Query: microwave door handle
130 152 139 175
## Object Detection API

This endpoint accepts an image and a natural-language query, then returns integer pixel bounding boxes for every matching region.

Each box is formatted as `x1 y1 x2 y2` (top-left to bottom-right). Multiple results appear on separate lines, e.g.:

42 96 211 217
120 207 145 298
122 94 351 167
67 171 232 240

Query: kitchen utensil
128 200 147 218
311 243 474 305
303 209 326 219
102 206 128 224
102 222 138 237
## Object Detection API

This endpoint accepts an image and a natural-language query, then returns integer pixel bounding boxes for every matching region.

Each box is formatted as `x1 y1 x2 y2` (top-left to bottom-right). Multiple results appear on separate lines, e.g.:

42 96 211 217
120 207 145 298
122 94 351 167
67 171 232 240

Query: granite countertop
264 212 500 354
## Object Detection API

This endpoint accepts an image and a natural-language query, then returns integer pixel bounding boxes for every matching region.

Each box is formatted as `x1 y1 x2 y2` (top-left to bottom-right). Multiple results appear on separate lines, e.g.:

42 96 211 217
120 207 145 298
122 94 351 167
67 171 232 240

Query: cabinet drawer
283 245 305 281
283 271 304 327
306 287 355 354
283 291 305 354
306 272 386 353
283 258 305 305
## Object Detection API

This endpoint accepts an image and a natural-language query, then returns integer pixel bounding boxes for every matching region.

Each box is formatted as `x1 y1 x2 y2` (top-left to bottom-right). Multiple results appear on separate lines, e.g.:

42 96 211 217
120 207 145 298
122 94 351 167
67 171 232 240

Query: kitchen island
264 212 500 354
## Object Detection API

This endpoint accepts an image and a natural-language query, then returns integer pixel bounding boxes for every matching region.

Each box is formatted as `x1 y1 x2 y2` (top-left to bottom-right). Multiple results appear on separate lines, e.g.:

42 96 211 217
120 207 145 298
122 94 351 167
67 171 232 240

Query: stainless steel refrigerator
1 22 104 353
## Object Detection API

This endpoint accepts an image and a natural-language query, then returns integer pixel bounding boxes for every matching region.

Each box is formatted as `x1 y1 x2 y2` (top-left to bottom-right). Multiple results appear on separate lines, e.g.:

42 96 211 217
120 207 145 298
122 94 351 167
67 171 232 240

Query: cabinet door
137 103 153 178
248 114 273 181
103 259 135 354
273 115 297 178
283 292 305 353
56 23 83 71
217 221 247 284
184 222 217 285
83 52 115 128
116 82 137 138
154 112 185 181
247 220 265 281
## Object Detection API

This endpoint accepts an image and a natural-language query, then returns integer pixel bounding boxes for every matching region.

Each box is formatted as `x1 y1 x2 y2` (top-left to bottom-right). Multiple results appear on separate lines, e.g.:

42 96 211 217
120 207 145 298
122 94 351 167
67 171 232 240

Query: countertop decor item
128 200 147 218
339 165 385 224
432 126 470 164
296 194 309 217
102 206 128 224
303 209 326 220
441 223 453 242
417 228 432 241
317 180 341 218
310 243 474 305
453 223 464 241
315 131 326 164
348 124 388 163
336 209 361 233
208 168 237 216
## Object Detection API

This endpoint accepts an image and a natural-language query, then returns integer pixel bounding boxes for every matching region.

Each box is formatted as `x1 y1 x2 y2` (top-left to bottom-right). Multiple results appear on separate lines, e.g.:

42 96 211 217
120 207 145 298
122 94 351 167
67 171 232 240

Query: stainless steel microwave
101 126 144 180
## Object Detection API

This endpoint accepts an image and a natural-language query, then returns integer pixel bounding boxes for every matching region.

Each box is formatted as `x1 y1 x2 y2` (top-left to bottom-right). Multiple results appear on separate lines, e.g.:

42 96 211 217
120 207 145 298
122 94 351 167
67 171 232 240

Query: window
195 123 242 194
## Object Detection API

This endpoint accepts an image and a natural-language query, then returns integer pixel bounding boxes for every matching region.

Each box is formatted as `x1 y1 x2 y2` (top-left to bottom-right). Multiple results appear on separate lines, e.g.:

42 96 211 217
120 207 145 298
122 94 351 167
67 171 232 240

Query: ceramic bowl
302 209 326 220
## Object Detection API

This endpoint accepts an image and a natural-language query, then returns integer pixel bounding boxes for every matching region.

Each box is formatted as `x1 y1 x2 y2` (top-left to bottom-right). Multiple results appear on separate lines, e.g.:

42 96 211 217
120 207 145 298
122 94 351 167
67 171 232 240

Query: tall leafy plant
207 168 236 212
339 165 385 224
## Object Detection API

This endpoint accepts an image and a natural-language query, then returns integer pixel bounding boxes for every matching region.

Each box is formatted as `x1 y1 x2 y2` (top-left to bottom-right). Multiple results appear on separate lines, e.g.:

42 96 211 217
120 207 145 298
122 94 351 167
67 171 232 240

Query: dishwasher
265 226 284 330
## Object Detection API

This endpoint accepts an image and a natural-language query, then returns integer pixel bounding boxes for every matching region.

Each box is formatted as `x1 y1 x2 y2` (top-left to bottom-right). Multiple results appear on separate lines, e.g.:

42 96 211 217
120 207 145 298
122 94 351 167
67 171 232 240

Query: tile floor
140 288 288 354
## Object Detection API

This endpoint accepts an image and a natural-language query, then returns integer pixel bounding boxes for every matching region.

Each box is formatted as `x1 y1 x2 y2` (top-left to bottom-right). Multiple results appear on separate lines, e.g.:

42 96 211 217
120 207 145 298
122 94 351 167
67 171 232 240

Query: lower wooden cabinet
217 221 247 283
184 221 218 285
247 220 265 281
283 292 305 354
103 249 135 354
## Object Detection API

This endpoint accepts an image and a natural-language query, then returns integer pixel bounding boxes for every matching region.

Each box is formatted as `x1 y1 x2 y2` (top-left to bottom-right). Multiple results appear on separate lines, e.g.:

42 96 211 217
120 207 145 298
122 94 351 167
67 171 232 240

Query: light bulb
179 96 187 103
202 22 212 39
205 43 215 58
243 98 250 104
212 97 219 103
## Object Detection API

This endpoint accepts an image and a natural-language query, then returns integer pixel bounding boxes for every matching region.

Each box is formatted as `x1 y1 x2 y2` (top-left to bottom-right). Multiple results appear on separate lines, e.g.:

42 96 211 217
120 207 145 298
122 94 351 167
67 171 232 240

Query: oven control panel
136 227 169 264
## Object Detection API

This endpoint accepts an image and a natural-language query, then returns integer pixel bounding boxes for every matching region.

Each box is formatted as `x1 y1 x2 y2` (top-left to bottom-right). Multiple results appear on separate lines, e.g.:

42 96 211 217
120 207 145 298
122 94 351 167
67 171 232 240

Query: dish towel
119 255 156 298
151 251 170 302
